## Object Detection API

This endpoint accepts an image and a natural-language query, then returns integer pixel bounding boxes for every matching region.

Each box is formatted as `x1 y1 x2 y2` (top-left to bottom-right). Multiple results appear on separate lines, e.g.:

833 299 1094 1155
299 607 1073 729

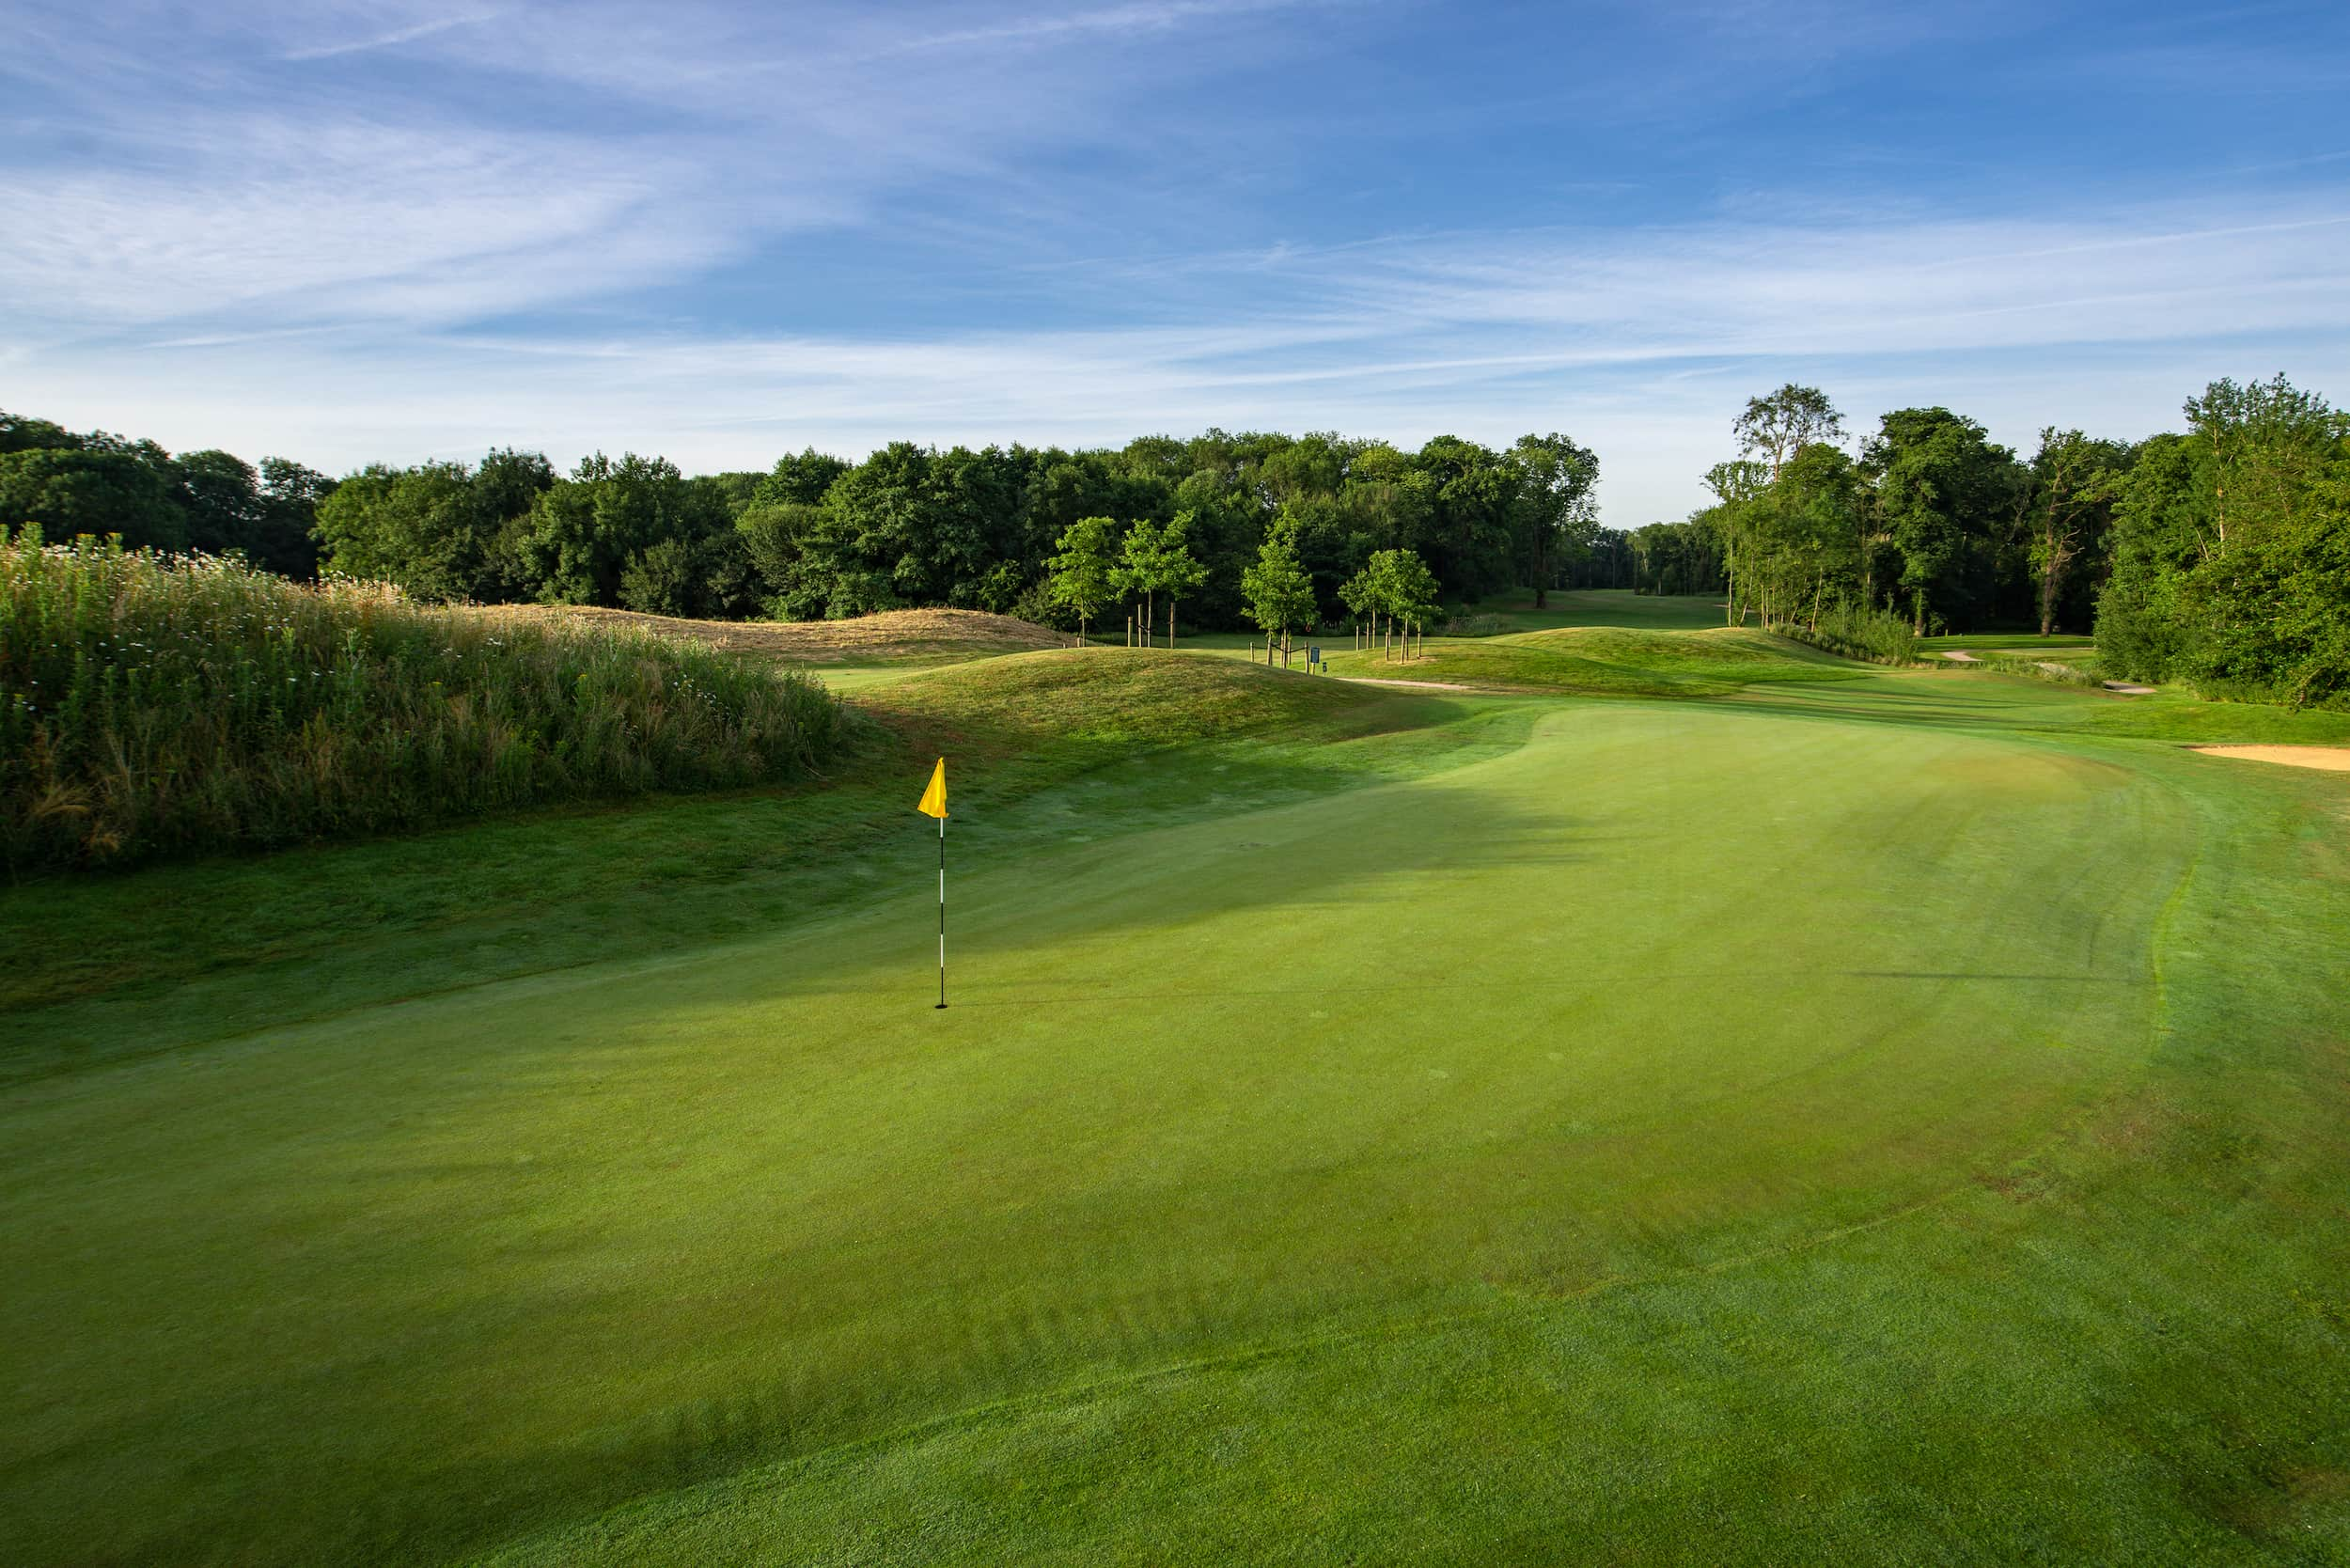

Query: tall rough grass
1769 603 1921 666
3 531 842 871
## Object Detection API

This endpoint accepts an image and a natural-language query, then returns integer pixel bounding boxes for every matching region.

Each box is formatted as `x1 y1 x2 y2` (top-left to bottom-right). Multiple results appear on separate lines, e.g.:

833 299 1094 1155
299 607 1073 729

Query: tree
1338 562 1378 646
2186 374 2343 549
2098 374 2349 699
2020 429 2125 635
313 462 484 601
1355 547 1438 661
618 537 703 616
1734 384 1844 483
257 457 335 578
1700 460 1767 625
1157 511 1210 644
1862 408 2024 634
0 410 83 456
1113 516 1171 647
172 449 267 558
1378 548 1441 661
1046 515 1120 645
0 444 185 551
1241 516 1318 666
1413 435 1522 599
1511 432 1600 608
1758 443 1866 629
754 448 852 509
736 501 826 619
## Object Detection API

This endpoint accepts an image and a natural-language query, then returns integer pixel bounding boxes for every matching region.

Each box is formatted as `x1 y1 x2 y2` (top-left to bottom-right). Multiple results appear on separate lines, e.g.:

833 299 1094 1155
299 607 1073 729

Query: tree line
0 411 332 580
8 373 2342 705
2 416 1603 637
1608 375 2347 705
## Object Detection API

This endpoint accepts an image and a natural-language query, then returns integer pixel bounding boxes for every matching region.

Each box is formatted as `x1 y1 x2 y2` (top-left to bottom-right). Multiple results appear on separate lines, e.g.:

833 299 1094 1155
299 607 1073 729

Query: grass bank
1323 624 1858 697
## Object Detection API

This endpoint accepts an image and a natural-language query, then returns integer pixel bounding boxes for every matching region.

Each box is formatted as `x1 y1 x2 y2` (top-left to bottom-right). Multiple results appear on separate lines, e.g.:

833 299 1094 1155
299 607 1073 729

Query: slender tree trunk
1078 615 1088 647
1168 601 1176 648
2037 523 2071 636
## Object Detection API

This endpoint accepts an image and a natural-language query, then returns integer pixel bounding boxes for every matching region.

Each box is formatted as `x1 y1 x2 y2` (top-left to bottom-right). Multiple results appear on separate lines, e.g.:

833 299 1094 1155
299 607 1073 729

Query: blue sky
2 0 2345 523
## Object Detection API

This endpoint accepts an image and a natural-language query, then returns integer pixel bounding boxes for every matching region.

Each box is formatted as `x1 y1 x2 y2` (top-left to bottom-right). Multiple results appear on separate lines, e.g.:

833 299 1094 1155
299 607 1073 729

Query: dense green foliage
13 372 2347 705
0 533 840 870
249 428 1607 631
6 647 2347 1564
0 409 329 576
2094 376 2350 707
1607 374 2348 708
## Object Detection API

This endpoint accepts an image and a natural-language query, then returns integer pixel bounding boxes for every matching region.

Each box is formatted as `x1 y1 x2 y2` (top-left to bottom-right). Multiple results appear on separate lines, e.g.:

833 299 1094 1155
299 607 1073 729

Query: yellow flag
916 757 948 819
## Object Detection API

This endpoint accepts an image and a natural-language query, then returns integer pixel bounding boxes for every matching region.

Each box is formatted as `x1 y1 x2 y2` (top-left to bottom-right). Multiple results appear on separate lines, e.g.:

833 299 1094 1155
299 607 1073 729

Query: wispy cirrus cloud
863 0 1330 57
4 0 2347 523
14 193 2346 520
276 10 501 62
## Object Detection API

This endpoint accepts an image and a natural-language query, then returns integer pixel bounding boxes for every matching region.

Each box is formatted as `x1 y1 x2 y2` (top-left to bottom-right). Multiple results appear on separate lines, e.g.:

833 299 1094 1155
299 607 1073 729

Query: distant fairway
1472 587 1726 632
5 650 2350 1564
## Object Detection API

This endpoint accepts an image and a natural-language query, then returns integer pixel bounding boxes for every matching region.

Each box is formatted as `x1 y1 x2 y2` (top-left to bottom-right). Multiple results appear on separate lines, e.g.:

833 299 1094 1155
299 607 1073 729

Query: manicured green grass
1323 624 1859 697
1467 587 1726 632
4 649 2348 1566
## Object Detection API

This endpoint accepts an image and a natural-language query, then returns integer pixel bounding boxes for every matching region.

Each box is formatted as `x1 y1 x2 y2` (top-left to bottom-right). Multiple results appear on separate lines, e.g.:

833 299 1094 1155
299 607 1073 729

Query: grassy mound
1325 625 1860 696
1 534 842 870
532 605 1070 667
862 648 1432 751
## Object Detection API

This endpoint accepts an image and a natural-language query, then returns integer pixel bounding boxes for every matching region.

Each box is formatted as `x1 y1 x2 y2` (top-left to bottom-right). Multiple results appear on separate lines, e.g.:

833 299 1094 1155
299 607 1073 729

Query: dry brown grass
510 605 1071 666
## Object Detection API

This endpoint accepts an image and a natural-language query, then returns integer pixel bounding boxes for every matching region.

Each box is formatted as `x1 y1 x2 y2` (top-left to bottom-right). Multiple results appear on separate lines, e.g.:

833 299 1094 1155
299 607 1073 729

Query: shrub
1435 613 1505 637
1768 602 1920 665
2 531 842 871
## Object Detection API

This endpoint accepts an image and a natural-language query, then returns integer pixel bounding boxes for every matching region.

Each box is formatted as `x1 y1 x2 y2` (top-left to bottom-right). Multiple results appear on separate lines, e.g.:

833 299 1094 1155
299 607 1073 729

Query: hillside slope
1324 624 1861 697
531 606 1070 666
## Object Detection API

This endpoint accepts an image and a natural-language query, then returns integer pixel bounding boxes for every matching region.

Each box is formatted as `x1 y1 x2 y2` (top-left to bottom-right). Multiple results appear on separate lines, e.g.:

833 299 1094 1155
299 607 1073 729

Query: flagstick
935 810 948 1009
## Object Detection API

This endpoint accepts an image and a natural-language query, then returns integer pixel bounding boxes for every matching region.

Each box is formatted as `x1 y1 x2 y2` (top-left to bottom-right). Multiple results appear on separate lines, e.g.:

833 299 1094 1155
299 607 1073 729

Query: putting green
4 661 2347 1565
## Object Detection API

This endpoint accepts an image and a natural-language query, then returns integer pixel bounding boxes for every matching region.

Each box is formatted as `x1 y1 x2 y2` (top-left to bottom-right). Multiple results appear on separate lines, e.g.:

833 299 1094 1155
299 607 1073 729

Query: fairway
5 658 2350 1565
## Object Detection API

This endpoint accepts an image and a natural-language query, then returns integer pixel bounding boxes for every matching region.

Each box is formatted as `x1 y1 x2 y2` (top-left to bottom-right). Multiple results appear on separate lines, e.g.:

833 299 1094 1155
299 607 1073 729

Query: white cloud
12 194 2346 522
5 3 2345 525
0 118 734 329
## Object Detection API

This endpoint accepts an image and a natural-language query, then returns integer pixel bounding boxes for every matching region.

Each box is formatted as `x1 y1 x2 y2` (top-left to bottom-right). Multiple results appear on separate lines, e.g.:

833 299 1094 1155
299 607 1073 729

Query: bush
1768 602 1920 665
2 531 843 871
1436 613 1505 637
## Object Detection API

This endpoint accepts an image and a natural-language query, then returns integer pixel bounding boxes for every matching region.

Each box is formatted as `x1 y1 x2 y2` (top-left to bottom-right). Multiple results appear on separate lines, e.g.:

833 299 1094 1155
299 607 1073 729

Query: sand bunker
1938 651 1982 663
2190 745 2350 773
